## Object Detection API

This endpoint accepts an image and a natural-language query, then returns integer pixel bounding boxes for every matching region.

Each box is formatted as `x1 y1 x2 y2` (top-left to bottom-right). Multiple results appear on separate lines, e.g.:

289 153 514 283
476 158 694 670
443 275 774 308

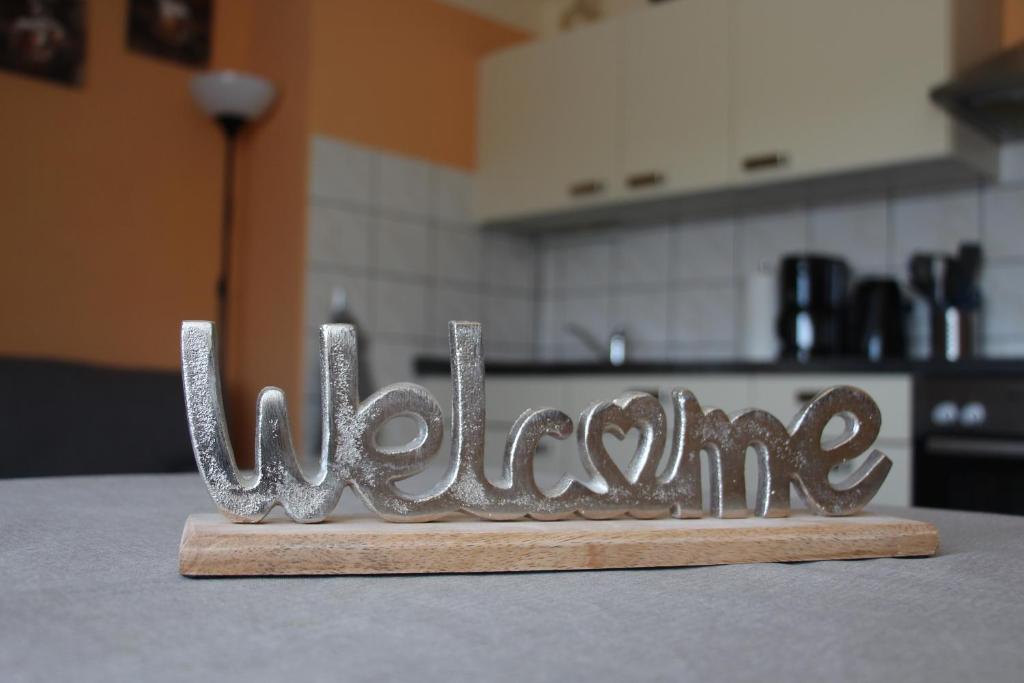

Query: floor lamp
189 70 276 369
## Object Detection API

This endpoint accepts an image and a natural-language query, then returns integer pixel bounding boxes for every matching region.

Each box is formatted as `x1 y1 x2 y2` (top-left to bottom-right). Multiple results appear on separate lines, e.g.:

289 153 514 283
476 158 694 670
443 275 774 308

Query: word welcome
182 321 891 524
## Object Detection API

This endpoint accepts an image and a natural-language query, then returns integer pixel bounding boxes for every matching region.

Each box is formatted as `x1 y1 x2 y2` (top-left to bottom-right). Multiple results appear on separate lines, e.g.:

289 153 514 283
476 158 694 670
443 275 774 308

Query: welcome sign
183 320 892 523
178 321 938 576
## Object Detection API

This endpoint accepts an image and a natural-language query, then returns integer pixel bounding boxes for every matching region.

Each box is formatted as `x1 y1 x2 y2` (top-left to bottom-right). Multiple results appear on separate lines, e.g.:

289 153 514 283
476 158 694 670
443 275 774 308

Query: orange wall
1005 0 1024 44
0 0 248 370
308 0 527 170
226 0 311 460
0 0 525 467
0 0 309 466
221 0 521 459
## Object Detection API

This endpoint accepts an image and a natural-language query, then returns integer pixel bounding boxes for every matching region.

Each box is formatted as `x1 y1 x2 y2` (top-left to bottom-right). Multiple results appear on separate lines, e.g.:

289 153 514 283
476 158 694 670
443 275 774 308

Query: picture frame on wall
127 0 211 67
0 0 85 86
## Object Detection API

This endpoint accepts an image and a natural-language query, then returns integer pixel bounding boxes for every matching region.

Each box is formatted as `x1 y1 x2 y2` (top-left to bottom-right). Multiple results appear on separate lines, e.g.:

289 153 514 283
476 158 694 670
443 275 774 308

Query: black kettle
848 278 908 361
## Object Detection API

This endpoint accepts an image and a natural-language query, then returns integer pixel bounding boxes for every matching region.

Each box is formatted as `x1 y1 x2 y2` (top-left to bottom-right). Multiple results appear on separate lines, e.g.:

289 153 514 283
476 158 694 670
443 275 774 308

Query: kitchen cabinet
618 0 731 199
748 374 911 442
731 0 1000 185
475 41 557 219
475 0 1000 228
476 20 619 219
544 22 620 208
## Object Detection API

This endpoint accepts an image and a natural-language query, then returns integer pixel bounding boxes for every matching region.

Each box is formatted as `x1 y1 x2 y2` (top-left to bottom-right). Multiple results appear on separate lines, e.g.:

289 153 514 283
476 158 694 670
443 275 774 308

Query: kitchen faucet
565 324 628 367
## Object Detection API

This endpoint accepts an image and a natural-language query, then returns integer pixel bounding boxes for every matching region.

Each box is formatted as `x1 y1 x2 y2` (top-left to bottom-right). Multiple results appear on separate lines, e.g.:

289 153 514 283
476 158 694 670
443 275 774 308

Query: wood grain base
179 511 938 576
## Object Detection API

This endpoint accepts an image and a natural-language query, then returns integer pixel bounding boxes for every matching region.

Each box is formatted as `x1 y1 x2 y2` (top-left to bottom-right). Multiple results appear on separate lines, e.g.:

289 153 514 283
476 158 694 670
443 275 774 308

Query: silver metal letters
182 320 892 524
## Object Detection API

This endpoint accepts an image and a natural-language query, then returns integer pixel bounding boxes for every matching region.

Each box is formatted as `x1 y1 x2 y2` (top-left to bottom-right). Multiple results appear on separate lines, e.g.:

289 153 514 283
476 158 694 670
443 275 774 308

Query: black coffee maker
777 254 849 361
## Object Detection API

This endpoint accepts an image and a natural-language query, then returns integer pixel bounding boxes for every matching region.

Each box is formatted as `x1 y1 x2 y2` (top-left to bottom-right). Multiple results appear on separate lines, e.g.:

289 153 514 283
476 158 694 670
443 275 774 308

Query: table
2 473 1022 682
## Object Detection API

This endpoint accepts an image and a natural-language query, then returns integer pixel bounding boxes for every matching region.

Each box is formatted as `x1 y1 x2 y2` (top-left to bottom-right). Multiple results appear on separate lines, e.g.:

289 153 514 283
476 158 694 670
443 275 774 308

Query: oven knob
931 401 959 426
960 401 987 428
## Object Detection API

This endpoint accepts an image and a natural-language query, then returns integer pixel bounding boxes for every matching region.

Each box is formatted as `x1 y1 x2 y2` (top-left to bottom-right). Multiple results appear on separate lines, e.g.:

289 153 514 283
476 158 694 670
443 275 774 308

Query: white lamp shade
190 70 276 122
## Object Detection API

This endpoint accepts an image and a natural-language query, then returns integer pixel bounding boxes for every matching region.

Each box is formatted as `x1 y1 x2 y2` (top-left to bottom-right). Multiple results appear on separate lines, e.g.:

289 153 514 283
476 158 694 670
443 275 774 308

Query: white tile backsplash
432 284 483 335
375 153 432 218
671 218 735 283
375 216 434 278
309 135 373 206
986 335 1024 358
431 166 472 226
534 177 1024 359
539 241 564 292
537 294 560 359
562 238 612 292
611 286 668 345
484 291 535 349
374 278 429 341
737 207 808 275
302 136 538 453
301 134 1024 456
484 233 537 292
983 263 1024 339
982 184 1024 261
368 339 421 389
435 225 483 284
668 284 736 347
891 185 981 272
612 225 671 287
307 205 373 272
553 293 611 359
999 141 1024 183
809 198 889 276
304 269 374 332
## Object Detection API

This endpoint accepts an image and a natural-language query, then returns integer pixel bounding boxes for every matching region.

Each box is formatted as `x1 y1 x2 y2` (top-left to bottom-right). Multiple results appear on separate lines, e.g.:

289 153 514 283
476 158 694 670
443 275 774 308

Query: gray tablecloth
2 473 1022 682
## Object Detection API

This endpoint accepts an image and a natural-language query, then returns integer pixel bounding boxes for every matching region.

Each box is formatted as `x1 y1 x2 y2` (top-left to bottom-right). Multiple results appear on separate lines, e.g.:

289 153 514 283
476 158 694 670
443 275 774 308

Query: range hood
932 42 1024 142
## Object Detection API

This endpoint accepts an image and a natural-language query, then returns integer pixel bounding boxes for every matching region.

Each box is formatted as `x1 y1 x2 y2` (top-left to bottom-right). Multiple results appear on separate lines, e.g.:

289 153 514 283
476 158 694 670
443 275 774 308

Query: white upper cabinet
475 41 558 219
731 0 1001 184
475 0 1001 227
476 21 619 220
619 0 730 199
544 21 621 208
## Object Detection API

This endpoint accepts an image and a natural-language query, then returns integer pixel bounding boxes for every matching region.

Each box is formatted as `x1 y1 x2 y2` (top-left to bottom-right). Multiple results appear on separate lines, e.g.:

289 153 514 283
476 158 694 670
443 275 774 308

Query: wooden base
179 511 939 577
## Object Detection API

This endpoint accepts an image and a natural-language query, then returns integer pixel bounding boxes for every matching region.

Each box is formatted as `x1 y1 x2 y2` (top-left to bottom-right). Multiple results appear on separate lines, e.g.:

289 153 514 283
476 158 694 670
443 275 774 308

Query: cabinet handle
626 171 665 189
742 152 789 171
568 180 605 197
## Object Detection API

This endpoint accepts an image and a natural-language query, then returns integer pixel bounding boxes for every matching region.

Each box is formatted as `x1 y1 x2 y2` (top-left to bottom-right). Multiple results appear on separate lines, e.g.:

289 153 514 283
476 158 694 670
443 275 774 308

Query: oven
914 372 1024 515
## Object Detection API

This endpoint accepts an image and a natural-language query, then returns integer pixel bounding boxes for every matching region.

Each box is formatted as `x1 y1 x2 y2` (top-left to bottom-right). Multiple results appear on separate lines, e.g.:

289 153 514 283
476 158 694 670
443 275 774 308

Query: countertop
2 473 1023 682
415 356 1024 376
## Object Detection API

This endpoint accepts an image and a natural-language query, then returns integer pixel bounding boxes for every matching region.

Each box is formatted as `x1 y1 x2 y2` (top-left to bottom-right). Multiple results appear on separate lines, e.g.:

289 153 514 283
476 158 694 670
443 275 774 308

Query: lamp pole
189 70 276 375
215 115 244 369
